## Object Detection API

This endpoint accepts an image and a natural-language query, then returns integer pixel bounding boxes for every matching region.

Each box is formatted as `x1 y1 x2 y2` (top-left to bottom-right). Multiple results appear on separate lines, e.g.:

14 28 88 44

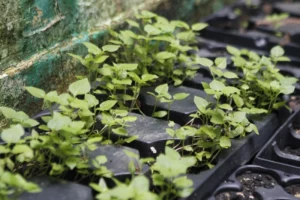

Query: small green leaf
210 112 224 124
125 136 138 143
196 57 213 67
232 94 244 107
95 155 108 165
0 107 16 119
0 146 10 153
194 96 209 111
144 24 161 35
12 144 32 154
210 67 223 77
95 55 109 63
83 42 102 55
273 101 286 109
142 74 158 82
277 56 290 62
25 87 45 98
47 112 72 131
223 86 240 96
22 119 39 128
126 19 139 28
85 94 99 108
99 100 118 111
69 78 91 97
153 111 167 118
200 125 216 139
155 52 176 61
170 20 190 29
140 10 157 18
215 57 227 69
177 31 195 42
271 45 284 57
192 23 208 31
232 56 246 67
219 136 231 148
123 116 137 122
102 45 120 52
226 46 240 56
232 111 246 123
166 128 175 137
112 127 127 135
223 71 238 79
250 123 259 134
155 84 169 95
1 124 24 143
173 93 189 100
218 104 232 110
152 174 165 186
68 53 85 65
210 80 225 91
65 157 78 170
116 63 138 71
99 65 113 76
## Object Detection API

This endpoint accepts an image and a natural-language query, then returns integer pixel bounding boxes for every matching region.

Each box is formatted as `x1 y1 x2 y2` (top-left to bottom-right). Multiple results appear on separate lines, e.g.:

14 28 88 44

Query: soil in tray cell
283 146 300 157
285 184 300 198
215 172 278 200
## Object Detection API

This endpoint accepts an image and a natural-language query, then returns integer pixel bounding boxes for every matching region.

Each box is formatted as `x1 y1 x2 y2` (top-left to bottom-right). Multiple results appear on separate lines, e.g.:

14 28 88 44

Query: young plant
227 45 298 112
26 78 97 130
91 176 158 200
151 146 196 199
98 103 138 143
68 42 117 82
0 109 41 199
264 13 289 30
96 62 158 112
107 10 207 85
147 83 189 120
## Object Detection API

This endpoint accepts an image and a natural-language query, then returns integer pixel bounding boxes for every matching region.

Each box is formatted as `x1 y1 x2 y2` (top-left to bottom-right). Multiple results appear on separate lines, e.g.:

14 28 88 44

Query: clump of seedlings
0 9 298 200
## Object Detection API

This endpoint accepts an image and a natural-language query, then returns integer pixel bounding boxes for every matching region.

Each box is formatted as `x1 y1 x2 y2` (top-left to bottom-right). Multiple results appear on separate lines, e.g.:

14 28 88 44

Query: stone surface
0 0 235 122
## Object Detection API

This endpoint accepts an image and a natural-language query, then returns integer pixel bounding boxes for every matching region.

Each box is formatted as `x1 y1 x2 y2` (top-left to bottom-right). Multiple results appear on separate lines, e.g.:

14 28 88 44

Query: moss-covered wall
0 0 235 118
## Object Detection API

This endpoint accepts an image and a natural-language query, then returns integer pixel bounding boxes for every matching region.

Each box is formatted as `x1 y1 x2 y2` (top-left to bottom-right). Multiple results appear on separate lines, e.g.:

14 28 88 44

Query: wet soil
215 172 278 200
285 184 300 198
283 146 300 157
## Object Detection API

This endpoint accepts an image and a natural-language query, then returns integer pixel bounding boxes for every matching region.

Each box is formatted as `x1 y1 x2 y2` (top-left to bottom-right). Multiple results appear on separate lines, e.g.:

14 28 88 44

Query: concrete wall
0 0 234 118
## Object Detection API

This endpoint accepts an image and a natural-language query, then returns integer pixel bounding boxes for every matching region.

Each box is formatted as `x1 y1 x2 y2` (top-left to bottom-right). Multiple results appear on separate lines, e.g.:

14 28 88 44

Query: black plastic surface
183 108 291 200
207 165 300 200
139 85 214 125
17 176 93 200
254 110 300 175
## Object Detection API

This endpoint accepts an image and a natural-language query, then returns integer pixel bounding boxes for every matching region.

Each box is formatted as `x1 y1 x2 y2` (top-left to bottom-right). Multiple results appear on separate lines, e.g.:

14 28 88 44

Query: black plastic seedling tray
18 176 93 200
95 112 182 158
139 85 214 125
183 108 291 200
200 1 300 59
194 37 300 93
254 109 300 176
26 87 293 200
207 164 300 200
273 2 300 18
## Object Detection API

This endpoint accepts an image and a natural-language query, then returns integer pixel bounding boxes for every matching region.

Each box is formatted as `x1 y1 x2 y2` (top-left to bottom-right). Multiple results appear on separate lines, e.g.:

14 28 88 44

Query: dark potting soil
283 146 300 157
284 184 300 198
215 172 278 200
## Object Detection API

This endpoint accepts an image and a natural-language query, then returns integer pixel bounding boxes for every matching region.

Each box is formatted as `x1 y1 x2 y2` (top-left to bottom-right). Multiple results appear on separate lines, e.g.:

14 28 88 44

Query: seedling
151 146 196 199
227 45 297 112
147 84 189 120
